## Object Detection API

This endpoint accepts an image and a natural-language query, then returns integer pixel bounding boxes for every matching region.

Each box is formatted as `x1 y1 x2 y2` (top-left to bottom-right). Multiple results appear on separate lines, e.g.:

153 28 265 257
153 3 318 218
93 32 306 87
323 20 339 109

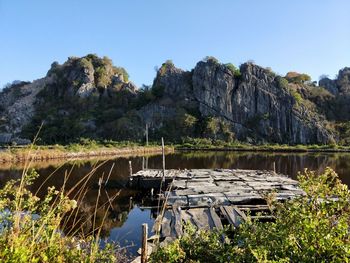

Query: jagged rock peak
153 60 192 99
46 54 134 98
319 67 350 95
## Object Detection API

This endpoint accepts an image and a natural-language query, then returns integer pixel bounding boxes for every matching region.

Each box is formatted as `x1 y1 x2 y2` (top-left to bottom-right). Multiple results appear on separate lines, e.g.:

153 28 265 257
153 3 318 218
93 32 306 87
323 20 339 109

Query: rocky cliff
146 58 335 144
0 55 348 145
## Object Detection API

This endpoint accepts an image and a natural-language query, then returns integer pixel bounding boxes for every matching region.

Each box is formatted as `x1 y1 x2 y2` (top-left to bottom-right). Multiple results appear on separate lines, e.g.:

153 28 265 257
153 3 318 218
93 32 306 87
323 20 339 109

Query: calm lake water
0 150 349 255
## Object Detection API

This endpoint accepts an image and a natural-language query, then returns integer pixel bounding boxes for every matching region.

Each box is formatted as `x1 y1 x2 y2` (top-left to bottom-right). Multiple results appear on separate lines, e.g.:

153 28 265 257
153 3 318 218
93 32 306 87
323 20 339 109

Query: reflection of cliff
147 152 350 185
0 156 147 193
1 152 350 188
63 188 137 238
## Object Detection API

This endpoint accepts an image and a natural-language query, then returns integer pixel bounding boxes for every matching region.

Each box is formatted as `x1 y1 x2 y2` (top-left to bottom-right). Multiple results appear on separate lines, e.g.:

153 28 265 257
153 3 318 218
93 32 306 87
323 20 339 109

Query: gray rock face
138 63 195 129
190 62 334 144
319 67 350 96
142 60 335 144
319 77 338 95
337 67 350 94
153 62 192 100
192 60 236 120
0 133 12 144
0 55 344 145
0 77 53 140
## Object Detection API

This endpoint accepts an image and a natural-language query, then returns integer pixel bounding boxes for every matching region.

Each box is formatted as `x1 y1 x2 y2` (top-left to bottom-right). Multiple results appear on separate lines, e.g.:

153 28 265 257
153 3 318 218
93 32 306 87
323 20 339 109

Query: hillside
0 54 349 145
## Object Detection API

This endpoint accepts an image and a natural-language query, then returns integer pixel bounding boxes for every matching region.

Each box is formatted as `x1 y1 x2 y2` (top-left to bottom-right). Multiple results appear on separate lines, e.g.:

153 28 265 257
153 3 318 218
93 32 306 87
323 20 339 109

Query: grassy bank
0 140 174 163
2 137 350 163
175 138 350 152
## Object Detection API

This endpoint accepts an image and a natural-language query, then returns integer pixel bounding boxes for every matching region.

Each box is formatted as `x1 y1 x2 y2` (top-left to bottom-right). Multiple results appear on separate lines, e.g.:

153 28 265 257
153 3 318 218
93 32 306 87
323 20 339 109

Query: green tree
286 72 312 84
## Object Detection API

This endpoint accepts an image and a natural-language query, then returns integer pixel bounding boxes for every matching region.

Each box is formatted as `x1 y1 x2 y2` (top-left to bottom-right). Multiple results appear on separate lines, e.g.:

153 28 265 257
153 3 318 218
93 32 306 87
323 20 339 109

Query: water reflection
0 150 349 255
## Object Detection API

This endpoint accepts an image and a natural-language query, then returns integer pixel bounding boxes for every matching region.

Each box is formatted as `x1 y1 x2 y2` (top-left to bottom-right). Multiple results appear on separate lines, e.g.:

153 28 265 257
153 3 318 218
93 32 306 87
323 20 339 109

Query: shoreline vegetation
150 168 350 262
1 138 350 163
0 164 129 262
176 138 350 152
0 141 174 163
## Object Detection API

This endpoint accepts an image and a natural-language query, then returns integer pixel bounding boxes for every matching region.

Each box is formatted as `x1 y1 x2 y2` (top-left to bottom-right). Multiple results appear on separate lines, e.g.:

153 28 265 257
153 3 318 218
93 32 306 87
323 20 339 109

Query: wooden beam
172 206 183 237
209 207 223 230
219 206 241 227
141 223 148 263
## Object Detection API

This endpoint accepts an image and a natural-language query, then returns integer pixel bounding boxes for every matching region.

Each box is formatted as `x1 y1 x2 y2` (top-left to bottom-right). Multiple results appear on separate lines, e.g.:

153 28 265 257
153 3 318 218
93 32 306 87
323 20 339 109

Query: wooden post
273 161 276 174
129 196 133 211
161 137 165 183
129 161 132 176
141 223 148 263
145 124 149 146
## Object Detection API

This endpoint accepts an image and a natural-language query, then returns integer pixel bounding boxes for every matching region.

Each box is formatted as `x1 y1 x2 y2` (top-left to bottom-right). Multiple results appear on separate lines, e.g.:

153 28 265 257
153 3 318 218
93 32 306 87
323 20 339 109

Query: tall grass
0 147 127 262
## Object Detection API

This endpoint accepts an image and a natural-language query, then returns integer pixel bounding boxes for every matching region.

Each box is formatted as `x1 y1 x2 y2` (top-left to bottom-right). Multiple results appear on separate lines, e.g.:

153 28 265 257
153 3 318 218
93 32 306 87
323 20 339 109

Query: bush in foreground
150 168 350 262
0 169 126 262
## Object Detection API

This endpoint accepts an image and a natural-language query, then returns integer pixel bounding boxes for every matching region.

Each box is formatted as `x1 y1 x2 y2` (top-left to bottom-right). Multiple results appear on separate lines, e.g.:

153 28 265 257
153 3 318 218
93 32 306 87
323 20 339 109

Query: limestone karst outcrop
1 54 348 145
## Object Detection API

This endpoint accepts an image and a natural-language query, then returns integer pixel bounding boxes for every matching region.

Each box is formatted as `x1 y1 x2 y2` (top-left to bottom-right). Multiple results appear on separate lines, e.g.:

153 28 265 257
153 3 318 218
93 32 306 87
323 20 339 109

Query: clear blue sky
1 0 349 88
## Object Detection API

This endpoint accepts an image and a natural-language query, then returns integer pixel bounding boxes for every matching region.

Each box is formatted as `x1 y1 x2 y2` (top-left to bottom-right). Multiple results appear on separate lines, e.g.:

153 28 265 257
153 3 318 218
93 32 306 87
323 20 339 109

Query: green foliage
113 66 129 82
225 63 241 78
21 54 137 144
233 168 350 262
286 72 312 84
203 56 219 64
159 60 175 76
203 117 220 138
78 58 94 71
0 169 124 262
337 121 350 145
201 117 235 142
95 66 111 89
265 67 277 77
276 76 289 90
151 223 234 263
308 86 333 100
245 113 270 130
151 85 165 98
151 168 350 262
152 110 199 142
290 89 303 104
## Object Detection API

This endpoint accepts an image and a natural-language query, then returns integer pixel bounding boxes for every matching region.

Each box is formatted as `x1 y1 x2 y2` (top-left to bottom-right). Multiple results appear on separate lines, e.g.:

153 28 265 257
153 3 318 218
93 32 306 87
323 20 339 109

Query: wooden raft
130 169 304 244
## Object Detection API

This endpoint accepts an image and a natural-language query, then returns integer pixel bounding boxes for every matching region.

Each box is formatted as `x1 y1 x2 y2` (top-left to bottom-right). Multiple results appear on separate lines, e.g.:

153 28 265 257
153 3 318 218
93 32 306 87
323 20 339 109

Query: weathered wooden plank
180 209 196 226
224 192 263 204
215 181 248 186
131 169 302 206
187 193 229 206
186 208 210 230
161 210 173 238
208 207 223 230
219 206 241 227
166 195 188 206
233 206 248 221
238 205 270 211
172 206 183 237
172 189 198 196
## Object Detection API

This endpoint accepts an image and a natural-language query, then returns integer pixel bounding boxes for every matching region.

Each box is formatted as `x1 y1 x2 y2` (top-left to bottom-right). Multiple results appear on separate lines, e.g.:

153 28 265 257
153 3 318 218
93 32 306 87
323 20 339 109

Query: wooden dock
130 169 304 261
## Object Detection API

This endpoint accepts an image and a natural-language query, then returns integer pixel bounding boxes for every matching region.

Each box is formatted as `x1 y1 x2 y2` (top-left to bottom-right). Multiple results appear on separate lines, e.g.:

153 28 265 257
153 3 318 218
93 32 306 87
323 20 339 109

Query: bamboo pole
129 160 132 176
161 137 165 182
129 196 133 211
141 223 148 263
